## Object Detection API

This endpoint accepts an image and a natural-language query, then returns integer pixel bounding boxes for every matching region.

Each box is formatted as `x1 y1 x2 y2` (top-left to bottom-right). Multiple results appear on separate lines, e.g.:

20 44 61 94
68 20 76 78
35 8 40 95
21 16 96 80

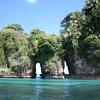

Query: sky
0 0 85 34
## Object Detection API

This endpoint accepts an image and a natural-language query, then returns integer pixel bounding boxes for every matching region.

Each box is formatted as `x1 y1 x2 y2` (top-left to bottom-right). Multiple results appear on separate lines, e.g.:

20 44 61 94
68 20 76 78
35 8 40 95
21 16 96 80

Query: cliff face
68 54 100 75
46 58 64 77
31 54 100 78
56 58 64 76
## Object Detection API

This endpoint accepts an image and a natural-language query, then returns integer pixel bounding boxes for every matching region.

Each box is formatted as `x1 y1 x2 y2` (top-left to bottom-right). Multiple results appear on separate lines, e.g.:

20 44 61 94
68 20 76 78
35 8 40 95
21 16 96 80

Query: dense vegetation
61 0 100 68
0 0 99 76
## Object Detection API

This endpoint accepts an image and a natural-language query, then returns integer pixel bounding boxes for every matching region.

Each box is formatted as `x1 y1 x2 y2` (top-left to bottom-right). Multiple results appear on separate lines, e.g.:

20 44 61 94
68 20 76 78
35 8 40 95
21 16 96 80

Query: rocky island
0 0 100 79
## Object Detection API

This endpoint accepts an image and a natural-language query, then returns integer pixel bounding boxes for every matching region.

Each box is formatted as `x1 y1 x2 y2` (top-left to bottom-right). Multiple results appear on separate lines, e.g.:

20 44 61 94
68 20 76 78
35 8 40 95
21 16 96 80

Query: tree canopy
61 0 100 67
29 29 63 64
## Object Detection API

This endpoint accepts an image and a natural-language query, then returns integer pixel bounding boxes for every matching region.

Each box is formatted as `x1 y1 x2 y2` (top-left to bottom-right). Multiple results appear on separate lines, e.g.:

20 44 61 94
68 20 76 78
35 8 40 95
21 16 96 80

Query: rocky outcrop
72 55 99 75
44 57 64 78
30 54 100 78
56 58 64 76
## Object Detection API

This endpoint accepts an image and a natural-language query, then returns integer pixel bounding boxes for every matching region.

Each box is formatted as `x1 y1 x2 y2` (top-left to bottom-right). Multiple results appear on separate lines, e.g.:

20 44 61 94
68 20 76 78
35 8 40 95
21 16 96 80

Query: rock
73 54 98 75
56 58 64 76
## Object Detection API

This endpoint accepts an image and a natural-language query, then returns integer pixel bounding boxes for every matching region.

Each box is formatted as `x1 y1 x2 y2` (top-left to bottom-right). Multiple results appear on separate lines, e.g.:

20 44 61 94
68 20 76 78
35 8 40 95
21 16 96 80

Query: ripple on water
0 78 100 100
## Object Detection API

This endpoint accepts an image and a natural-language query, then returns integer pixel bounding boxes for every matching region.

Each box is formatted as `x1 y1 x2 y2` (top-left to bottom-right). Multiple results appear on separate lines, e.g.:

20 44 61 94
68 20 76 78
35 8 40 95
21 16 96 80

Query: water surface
0 78 100 100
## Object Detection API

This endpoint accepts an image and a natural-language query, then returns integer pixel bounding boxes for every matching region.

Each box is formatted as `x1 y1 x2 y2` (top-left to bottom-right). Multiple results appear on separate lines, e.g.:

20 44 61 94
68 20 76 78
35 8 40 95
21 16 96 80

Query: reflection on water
34 80 42 100
0 79 100 100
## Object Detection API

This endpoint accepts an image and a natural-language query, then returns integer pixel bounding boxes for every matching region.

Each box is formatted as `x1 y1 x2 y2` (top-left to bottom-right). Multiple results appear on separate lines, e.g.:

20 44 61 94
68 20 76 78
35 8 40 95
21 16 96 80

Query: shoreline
66 75 100 80
1 75 100 80
0 75 31 78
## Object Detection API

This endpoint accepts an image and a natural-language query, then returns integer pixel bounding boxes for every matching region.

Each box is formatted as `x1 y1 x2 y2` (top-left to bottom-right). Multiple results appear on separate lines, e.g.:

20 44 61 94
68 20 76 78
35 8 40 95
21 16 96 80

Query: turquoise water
0 78 100 100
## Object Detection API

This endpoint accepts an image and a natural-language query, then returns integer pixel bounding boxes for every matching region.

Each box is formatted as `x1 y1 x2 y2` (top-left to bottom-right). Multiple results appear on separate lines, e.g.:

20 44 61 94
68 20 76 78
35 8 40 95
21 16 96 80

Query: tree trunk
3 47 10 68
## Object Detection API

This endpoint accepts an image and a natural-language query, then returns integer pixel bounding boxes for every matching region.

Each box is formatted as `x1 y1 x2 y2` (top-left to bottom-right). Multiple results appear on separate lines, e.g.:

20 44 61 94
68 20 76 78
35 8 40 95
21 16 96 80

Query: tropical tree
0 24 30 76
80 34 100 67
29 28 64 77
61 12 83 56
9 32 30 76
82 0 100 35
4 24 23 32
79 0 100 67
30 29 63 63
31 28 45 35
0 29 15 68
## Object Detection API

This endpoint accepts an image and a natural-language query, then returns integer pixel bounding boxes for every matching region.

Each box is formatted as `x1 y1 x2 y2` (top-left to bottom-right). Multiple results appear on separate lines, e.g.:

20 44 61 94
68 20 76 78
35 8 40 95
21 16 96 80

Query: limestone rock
73 55 98 75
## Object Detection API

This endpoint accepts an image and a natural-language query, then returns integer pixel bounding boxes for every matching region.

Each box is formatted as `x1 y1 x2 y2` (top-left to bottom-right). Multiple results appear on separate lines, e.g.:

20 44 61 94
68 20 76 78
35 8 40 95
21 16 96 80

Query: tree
61 0 100 70
79 0 100 67
61 12 83 54
4 24 23 32
0 24 30 73
29 28 64 77
82 0 100 34
0 32 5 67
31 28 45 35
30 29 63 63
0 29 15 68
8 30 30 76
80 34 100 67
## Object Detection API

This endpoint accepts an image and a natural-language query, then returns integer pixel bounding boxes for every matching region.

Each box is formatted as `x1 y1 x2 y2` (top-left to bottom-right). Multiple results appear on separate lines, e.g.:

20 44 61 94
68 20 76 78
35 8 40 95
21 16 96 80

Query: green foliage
0 29 15 68
31 28 45 35
61 12 82 55
4 24 23 32
79 34 100 67
1 29 15 52
0 24 30 72
0 0 99 75
82 0 100 16
9 33 30 67
30 29 63 65
45 55 58 73
61 0 100 68
82 0 100 34
78 0 100 67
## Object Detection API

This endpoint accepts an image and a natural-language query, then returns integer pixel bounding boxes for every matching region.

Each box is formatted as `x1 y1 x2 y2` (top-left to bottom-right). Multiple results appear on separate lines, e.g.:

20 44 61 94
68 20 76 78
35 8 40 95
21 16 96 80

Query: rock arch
30 56 73 78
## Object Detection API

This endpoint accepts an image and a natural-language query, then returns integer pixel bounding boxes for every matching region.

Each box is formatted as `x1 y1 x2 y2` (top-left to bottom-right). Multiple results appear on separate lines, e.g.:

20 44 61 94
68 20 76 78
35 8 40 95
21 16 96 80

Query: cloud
26 0 38 4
